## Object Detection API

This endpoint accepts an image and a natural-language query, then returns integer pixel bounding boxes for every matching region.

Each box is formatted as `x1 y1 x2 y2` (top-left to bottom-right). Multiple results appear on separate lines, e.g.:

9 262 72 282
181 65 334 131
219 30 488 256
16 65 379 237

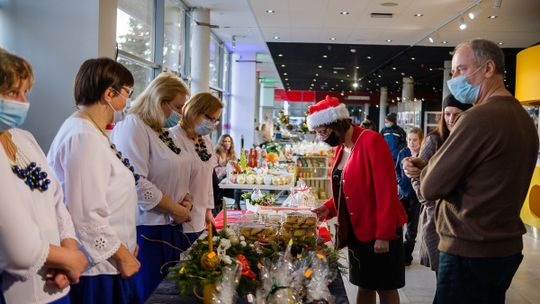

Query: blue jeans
437 251 522 304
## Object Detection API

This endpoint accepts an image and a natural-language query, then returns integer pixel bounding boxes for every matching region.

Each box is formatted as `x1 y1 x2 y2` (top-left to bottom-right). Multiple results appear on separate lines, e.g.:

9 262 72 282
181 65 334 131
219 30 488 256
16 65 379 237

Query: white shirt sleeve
111 117 163 211
58 132 121 264
0 159 49 280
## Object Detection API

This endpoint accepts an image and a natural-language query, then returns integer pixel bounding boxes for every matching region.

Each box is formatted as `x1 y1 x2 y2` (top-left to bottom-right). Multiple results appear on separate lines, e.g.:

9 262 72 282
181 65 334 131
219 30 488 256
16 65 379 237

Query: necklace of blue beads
2 131 51 191
80 111 140 184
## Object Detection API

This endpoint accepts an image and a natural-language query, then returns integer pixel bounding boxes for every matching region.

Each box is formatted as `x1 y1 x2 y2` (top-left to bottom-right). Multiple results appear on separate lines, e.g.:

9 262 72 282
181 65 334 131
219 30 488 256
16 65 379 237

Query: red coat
324 126 407 241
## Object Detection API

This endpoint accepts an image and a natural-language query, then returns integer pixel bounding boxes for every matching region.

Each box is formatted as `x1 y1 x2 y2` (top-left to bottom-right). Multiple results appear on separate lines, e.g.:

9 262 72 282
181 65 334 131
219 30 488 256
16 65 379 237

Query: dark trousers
400 196 420 262
437 251 523 304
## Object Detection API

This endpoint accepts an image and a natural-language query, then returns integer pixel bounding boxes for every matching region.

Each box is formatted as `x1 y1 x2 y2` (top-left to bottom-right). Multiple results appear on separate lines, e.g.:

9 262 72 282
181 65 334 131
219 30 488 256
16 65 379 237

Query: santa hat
307 95 350 130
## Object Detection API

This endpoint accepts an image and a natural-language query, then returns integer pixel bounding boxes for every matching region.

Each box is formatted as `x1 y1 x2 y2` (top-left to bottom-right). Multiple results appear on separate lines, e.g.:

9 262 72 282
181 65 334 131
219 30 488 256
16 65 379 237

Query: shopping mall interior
2 0 540 303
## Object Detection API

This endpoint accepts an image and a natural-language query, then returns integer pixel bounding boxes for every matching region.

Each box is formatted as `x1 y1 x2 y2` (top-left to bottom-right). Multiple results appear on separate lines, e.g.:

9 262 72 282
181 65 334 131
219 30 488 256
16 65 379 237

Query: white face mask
108 101 125 124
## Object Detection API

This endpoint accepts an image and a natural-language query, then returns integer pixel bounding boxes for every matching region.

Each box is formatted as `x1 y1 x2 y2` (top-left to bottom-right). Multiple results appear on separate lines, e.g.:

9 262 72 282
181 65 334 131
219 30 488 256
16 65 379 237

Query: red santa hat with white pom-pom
306 95 350 130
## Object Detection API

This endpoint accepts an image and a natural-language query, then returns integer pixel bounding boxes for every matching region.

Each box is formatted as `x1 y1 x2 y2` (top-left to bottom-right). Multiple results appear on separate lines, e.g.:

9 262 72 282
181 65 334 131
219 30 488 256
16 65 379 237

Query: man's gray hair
455 39 505 75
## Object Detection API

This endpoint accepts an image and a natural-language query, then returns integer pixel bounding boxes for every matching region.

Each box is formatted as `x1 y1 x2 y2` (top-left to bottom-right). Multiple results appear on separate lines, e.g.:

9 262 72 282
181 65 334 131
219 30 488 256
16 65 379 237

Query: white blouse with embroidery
47 117 137 276
1 128 77 303
169 126 217 233
110 114 192 226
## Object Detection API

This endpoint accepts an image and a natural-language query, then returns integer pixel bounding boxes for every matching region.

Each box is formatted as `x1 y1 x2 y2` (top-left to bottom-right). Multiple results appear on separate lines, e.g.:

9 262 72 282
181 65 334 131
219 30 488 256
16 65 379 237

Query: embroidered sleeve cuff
78 225 122 265
137 181 164 211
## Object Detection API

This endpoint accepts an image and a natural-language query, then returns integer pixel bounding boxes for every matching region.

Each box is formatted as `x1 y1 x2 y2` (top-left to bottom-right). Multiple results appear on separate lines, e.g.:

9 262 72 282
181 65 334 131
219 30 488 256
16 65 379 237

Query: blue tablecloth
146 271 350 303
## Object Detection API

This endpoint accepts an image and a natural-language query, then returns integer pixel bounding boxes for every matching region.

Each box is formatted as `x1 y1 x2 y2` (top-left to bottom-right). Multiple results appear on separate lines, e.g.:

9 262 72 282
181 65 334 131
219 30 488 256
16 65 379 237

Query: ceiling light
284 78 288 81
352 82 359 88
333 71 338 74
366 56 372 59
346 74 350 77
318 65 323 68
355 66 359 69
340 80 344 83
265 9 275 13
468 11 476 19
340 11 350 15
381 2 398 7
429 68 433 71
411 57 416 60
322 54 327 58
273 36 280 40
278 53 283 57
313 79 317 82
283 72 288 75
281 64 286 67
488 15 498 19
459 17 467 30
442 40 448 44
414 13 423 17
350 48 357 53
498 42 504 45
315 73 319 76
386 39 392 42
401 72 405 76
392 67 397 70
428 36 434 43
330 37 336 41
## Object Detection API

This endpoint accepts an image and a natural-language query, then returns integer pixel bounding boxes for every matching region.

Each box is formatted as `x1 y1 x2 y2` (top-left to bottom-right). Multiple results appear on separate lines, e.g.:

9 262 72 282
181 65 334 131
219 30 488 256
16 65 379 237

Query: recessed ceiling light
283 72 288 75
278 54 283 57
381 2 398 7
488 15 498 19
395 81 399 84
392 67 397 70
498 42 504 45
315 73 319 76
441 40 448 44
355 66 359 69
366 56 372 59
429 68 433 71
333 71 338 74
318 65 323 68
340 11 350 15
340 80 344 83
401 72 405 76
284 78 288 81
330 37 336 41
386 39 392 42
428 36 434 43
350 48 356 53
414 13 423 17
346 74 350 77
281 64 286 67
322 54 328 58
265 9 275 13
411 57 416 60
273 36 280 40
313 79 317 82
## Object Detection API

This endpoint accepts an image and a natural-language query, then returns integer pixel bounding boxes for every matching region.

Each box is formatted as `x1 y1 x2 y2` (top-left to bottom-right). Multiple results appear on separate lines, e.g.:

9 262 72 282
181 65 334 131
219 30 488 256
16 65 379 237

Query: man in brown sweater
403 39 539 303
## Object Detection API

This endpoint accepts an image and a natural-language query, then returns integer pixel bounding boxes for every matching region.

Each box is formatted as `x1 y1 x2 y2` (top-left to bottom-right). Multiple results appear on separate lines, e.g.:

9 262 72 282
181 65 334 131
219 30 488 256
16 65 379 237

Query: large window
209 34 222 89
116 0 156 96
163 0 186 75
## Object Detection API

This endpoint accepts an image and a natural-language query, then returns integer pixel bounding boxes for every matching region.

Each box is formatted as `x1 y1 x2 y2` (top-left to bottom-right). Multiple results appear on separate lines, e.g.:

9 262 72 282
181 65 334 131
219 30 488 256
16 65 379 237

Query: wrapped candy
283 180 316 208
305 255 333 304
212 264 241 304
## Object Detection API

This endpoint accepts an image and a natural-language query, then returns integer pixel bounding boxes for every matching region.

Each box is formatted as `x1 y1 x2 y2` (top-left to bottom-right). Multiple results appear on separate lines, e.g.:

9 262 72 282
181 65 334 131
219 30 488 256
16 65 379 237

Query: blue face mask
0 98 30 130
447 76 480 105
194 119 214 136
164 110 181 128
446 64 485 105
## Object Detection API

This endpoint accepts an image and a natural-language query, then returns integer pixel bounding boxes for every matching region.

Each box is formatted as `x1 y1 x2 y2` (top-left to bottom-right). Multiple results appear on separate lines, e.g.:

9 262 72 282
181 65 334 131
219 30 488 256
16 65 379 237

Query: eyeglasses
205 114 220 125
313 127 332 138
112 86 134 99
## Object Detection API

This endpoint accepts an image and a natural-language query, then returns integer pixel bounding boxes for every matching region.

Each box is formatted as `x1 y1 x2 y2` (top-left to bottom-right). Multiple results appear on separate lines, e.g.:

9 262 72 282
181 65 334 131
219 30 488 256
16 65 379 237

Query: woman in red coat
310 96 407 304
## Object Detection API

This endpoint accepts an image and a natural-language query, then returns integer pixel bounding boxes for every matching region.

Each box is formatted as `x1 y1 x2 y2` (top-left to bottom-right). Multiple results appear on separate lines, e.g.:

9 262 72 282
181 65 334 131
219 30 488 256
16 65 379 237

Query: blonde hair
0 49 34 95
129 72 189 132
215 134 237 160
408 127 424 143
180 92 224 129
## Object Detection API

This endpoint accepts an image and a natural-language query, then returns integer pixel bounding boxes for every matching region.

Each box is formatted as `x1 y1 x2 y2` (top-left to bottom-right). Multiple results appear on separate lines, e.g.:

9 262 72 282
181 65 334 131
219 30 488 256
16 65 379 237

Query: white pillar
230 52 257 150
190 8 210 94
379 87 388 131
402 77 414 102
442 60 452 101
363 103 370 118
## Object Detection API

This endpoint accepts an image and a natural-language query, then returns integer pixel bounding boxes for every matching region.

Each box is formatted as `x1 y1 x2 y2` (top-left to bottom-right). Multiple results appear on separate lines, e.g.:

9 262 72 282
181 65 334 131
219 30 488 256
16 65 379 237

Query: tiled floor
340 233 540 304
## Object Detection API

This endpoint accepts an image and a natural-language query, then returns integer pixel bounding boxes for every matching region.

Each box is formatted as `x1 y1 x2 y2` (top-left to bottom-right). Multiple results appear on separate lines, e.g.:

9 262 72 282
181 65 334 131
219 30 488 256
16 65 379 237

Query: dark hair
456 39 505 75
73 58 134 106
324 118 353 142
431 111 450 143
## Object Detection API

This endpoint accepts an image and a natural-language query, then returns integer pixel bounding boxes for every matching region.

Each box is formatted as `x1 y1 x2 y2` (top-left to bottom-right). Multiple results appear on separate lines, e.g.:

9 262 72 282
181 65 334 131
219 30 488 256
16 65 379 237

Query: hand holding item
311 204 330 221
205 208 215 226
45 269 70 290
374 239 390 253
63 249 88 284
180 193 193 211
402 157 427 179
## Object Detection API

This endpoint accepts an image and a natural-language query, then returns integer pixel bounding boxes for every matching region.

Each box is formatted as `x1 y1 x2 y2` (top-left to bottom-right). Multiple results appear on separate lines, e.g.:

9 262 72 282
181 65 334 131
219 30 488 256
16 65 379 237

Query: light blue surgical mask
194 119 214 136
384 122 392 128
446 64 485 105
164 110 181 128
0 98 30 130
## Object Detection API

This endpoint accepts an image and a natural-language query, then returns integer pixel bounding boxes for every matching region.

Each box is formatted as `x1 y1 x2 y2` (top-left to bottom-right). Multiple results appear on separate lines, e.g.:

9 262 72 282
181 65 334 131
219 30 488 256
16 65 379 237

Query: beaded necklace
79 111 140 184
191 134 212 162
158 130 181 154
1 131 51 192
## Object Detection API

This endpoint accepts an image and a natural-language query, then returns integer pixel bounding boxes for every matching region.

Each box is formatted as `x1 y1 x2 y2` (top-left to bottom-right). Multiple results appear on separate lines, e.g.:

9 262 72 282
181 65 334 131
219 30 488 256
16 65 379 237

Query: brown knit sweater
420 96 538 257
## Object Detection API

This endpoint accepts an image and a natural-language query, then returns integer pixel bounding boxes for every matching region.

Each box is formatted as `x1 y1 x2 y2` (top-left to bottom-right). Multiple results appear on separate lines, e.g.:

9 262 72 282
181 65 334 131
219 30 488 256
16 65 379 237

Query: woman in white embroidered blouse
0 50 87 304
170 93 223 241
110 72 192 301
47 58 142 304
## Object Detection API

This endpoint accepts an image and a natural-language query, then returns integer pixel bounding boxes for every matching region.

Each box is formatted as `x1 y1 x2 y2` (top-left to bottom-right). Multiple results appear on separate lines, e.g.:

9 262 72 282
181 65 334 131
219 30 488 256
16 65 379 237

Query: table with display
146 209 347 304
